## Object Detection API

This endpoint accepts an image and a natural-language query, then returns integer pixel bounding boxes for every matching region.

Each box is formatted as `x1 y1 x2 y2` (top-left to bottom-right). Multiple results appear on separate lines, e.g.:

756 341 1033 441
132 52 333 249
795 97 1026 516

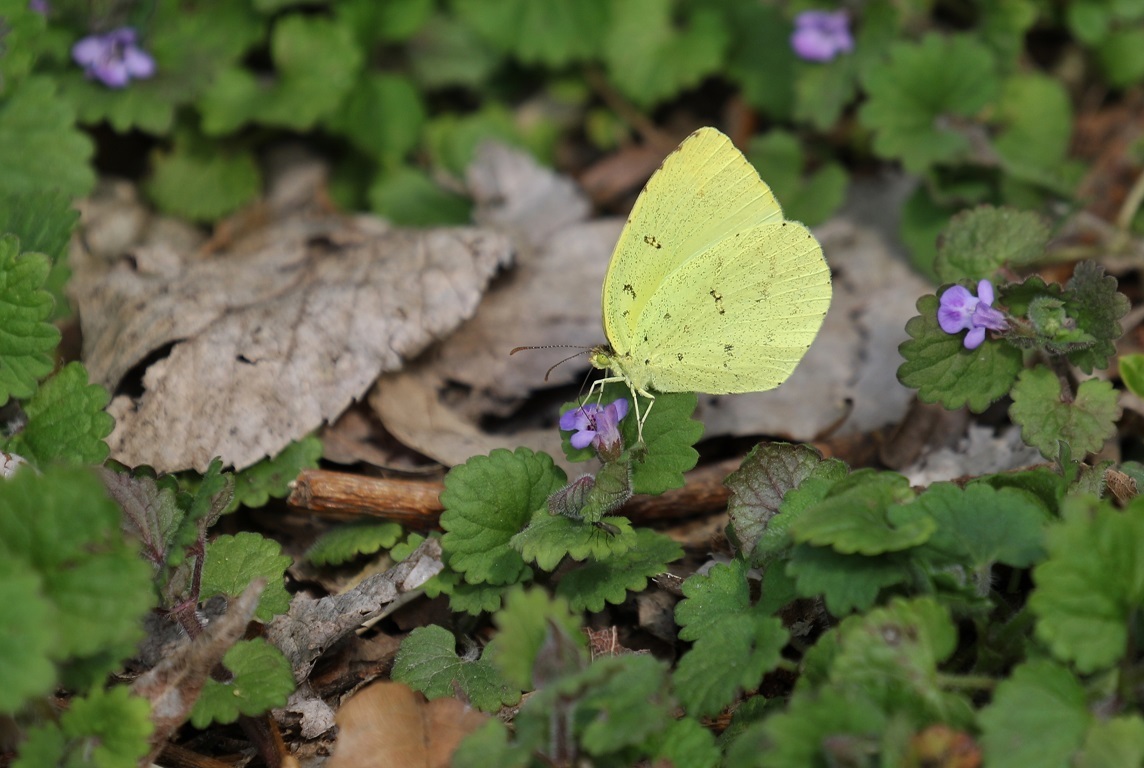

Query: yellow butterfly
588 127 832 443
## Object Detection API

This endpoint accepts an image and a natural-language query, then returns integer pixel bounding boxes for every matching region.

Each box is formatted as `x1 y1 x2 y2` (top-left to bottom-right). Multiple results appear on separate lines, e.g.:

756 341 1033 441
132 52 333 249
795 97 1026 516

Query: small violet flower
28 0 49 14
72 27 155 89
559 399 629 454
938 279 1008 350
791 10 854 62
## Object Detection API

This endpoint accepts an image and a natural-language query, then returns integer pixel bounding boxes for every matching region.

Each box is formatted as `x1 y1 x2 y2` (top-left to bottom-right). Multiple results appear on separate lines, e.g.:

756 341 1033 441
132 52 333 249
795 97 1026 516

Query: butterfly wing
628 219 831 394
601 128 785 360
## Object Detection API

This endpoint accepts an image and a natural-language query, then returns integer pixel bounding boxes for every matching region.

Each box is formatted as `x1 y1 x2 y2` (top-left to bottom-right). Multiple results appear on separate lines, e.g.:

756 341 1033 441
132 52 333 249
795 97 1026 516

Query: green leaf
367 165 472 226
190 638 295 727
0 190 77 265
512 512 636 571
146 138 260 223
603 0 729 108
1063 260 1130 373
7 362 112 465
15 686 153 768
305 520 404 566
0 559 55 714
576 654 673 755
859 34 998 173
1122 353 1144 398
1009 367 1120 460
906 482 1048 570
0 234 59 405
760 687 887 766
440 448 566 585
0 77 94 199
201 15 363 134
673 559 788 717
625 390 703 494
1076 716 1144 768
487 587 585 691
746 131 847 226
452 720 531 768
978 659 1089 767
231 436 322 511
723 4 795 119
337 0 433 44
201 532 293 622
392 625 521 712
787 544 911 615
993 74 1074 180
1098 28 1144 87
407 12 501 90
791 471 930 555
555 528 683 612
452 0 607 65
898 294 1023 412
425 105 524 177
325 73 426 161
933 205 1050 283
830 597 964 722
0 467 155 689
725 441 845 560
655 716 720 768
1029 496 1144 673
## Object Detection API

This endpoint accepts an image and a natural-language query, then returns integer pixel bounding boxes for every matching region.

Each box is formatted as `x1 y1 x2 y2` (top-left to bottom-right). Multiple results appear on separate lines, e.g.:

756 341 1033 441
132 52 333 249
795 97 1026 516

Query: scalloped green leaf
979 659 1089 766
190 638 295 727
453 0 607 65
934 205 1050 283
512 512 636 571
602 0 728 108
555 528 682 612
1030 496 1144 673
859 34 998 173
392 625 522 712
0 77 94 199
791 471 929 555
14 686 153 768
1063 260 1129 373
1009 367 1120 460
200 15 363 134
898 294 1023 412
487 587 585 691
441 448 566 585
201 532 292 621
305 520 403 566
0 559 55 714
787 544 912 615
146 139 260 223
0 233 60 403
7 362 112 465
231 435 322 511
672 558 788 717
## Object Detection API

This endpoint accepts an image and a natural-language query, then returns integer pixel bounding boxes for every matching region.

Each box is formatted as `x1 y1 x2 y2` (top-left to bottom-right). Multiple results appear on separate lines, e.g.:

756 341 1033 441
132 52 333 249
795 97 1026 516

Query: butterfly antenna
509 345 595 383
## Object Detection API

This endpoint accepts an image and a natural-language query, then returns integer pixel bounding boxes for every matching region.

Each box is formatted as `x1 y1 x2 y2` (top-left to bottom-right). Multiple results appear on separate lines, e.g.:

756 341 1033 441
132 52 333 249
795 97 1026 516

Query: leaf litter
69 152 512 472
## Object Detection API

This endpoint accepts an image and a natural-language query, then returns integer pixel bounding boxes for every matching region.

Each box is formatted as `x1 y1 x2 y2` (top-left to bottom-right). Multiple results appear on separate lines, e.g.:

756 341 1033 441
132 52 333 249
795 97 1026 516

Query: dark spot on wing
623 283 637 299
643 235 662 249
709 288 725 315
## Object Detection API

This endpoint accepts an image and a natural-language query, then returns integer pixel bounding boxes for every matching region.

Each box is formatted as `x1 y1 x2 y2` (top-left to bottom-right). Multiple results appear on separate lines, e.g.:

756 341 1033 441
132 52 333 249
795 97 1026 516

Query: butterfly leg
585 376 651 444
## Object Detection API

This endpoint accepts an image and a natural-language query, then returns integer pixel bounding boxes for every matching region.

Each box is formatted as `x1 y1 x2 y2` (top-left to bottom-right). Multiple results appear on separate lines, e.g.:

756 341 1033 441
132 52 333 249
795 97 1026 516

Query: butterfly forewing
602 128 785 356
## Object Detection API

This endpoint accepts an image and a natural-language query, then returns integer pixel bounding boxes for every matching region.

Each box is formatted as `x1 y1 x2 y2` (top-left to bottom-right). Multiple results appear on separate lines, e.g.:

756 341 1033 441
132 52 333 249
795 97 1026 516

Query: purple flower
559 399 629 454
791 10 854 62
938 279 1008 350
28 0 49 14
72 27 156 88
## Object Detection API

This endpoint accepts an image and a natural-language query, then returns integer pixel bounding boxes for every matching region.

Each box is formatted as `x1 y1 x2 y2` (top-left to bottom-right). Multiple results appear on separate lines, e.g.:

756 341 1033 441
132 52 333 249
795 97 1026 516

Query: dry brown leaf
326 682 488 768
69 167 512 472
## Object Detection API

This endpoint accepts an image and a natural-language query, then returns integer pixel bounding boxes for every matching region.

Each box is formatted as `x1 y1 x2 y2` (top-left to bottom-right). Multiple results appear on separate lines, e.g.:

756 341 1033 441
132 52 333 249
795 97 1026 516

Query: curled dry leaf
326 681 488 768
69 170 512 472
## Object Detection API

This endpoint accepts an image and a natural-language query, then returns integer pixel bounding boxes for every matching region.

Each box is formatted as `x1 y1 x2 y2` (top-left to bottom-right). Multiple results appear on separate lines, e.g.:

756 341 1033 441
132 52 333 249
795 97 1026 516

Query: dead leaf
326 682 487 768
132 580 265 764
267 537 443 681
69 165 512 472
